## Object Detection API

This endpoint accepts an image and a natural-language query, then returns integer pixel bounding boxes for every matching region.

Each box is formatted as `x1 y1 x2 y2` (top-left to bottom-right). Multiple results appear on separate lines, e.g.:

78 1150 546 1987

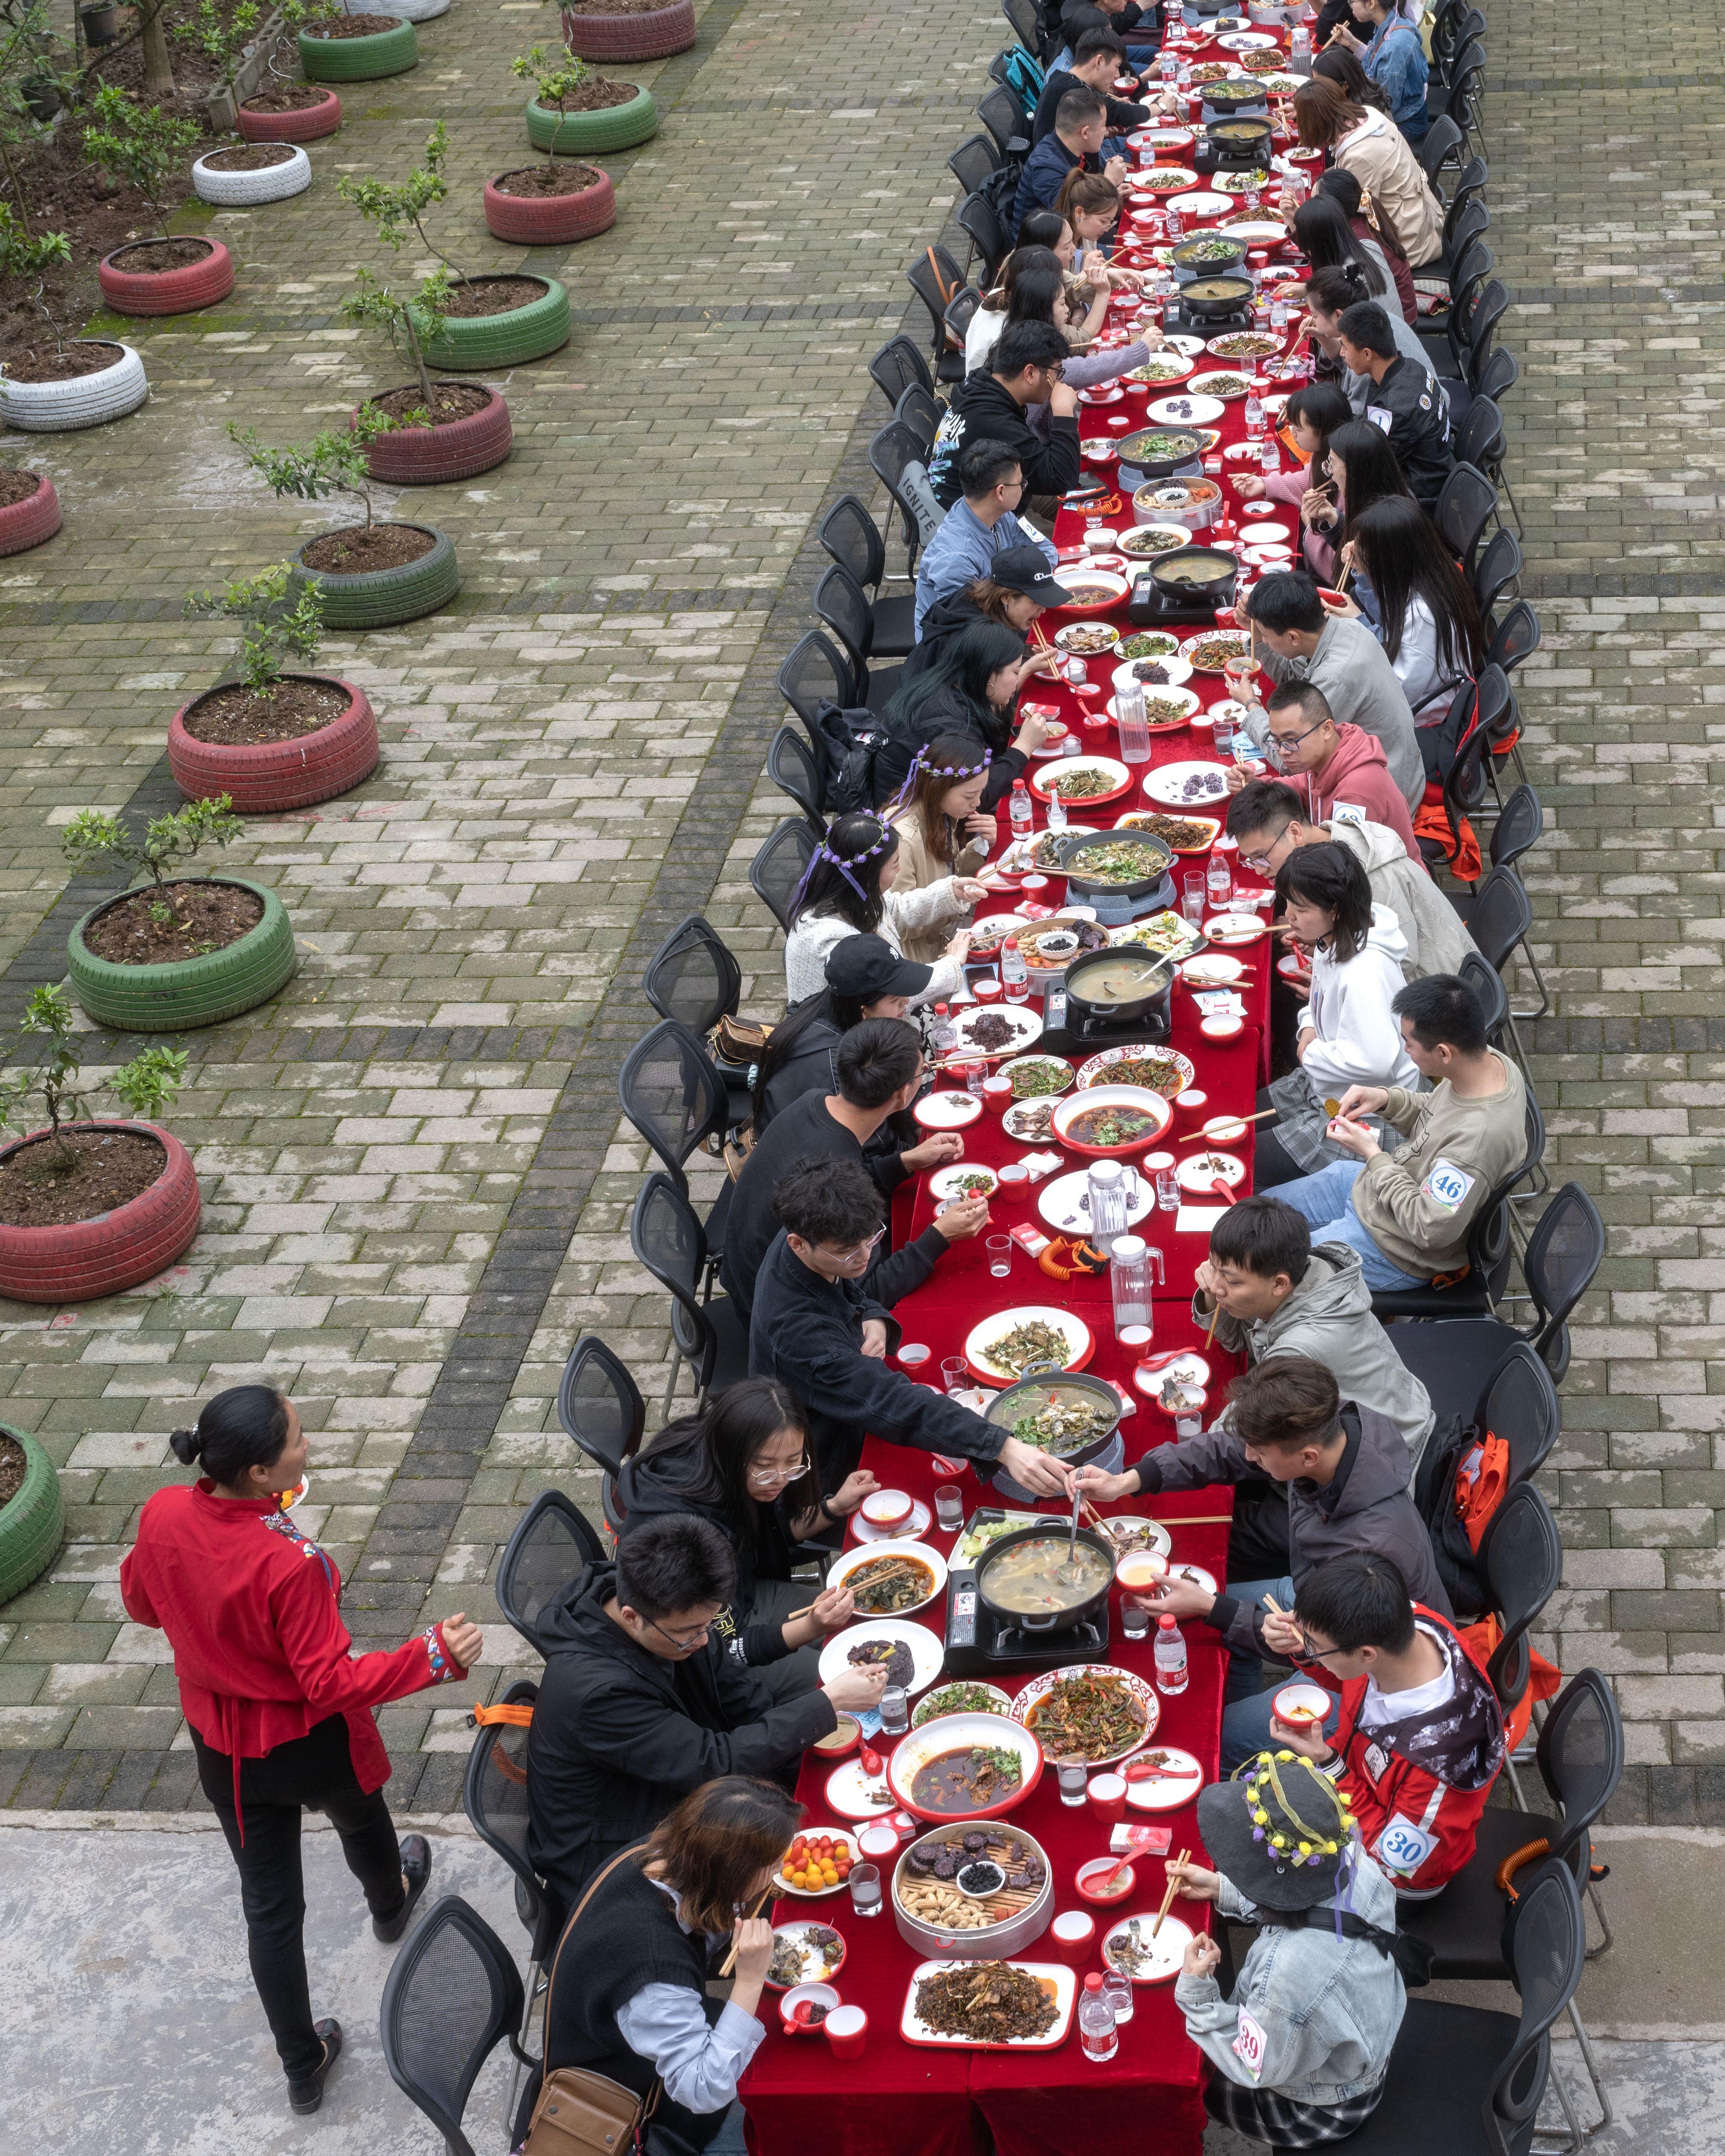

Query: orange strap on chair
469 1702 534 1730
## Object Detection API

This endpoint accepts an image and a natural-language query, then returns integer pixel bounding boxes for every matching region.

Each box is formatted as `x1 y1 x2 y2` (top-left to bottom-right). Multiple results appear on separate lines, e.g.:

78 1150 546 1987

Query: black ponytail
170 1385 292 1486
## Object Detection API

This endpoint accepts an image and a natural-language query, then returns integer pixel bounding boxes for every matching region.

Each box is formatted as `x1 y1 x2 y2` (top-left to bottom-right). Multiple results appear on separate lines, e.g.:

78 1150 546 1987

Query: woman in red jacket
120 1386 482 2115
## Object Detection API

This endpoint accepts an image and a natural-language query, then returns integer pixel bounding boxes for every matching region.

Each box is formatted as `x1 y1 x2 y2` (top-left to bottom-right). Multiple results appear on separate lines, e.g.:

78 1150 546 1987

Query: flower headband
788 820 895 914
885 743 992 814
1231 1749 1355 1870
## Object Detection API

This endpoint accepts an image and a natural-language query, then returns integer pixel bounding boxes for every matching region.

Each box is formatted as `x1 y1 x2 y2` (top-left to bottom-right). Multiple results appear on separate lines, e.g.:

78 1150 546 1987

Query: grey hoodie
1193 1242 1435 1471
1326 817 1478 981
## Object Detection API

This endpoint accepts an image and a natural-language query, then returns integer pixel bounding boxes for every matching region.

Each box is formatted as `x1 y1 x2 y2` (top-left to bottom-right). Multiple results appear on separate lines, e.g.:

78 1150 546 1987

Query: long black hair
787 811 900 934
169 1385 291 1486
1281 381 1352 506
1310 43 1391 113
1276 840 1376 964
750 984 872 1125
1316 165 1409 266
1349 495 1485 676
1327 417 1414 542
1292 195 1387 299
1003 263 1067 331
633 1379 815 1558
882 618 1029 756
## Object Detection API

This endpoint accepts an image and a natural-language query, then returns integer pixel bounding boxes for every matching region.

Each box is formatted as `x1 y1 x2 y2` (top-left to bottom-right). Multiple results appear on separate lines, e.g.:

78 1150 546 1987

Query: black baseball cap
826 934 935 1002
991 544 1074 607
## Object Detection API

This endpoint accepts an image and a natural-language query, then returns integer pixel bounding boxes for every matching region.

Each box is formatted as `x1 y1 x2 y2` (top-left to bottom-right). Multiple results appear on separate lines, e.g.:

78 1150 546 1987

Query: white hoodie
1299 902 1422 1097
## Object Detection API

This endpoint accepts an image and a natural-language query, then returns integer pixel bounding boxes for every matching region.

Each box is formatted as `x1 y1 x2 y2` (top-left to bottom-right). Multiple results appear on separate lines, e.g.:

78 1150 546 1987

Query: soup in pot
983 1537 1112 1614
1073 957 1171 1005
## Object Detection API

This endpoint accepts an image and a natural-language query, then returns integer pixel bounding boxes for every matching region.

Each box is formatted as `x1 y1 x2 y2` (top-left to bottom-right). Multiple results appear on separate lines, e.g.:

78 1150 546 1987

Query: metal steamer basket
892 1820 1055 1961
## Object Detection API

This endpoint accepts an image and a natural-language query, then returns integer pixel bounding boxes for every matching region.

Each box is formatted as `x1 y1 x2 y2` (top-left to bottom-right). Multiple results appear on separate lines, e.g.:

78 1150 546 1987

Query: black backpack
813 700 886 815
1412 1409 1489 1618
979 159 1022 236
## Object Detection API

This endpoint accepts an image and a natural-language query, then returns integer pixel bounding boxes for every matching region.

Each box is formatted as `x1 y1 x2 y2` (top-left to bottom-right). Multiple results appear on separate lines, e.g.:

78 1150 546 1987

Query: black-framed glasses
647 1614 715 1651
1240 823 1296 876
1266 716 1328 765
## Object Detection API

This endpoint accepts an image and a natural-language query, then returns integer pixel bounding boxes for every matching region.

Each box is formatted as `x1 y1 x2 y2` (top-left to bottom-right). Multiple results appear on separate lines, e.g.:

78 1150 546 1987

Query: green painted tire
0 1427 65 1607
67 877 297 1032
524 85 657 153
416 278 570 369
298 18 417 80
290 521 459 627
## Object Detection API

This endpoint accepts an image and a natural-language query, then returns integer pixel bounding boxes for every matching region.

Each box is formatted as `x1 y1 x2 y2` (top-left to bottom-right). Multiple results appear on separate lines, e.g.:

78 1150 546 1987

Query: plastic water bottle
1046 784 1068 833
1243 383 1264 439
1260 436 1280 476
1271 296 1291 336
1002 937 1029 1004
1208 853 1233 908
1160 45 1177 82
1079 1973 1119 2063
1177 54 1191 90
1154 1613 1190 1695
1009 778 1033 844
930 1004 957 1057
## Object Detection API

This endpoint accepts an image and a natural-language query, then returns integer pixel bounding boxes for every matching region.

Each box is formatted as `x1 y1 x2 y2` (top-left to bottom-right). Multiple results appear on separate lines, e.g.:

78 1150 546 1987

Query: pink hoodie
1293 723 1421 859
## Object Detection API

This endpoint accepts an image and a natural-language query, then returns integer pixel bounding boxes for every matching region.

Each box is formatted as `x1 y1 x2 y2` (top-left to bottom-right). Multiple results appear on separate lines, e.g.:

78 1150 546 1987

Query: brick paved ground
6 0 1725 1823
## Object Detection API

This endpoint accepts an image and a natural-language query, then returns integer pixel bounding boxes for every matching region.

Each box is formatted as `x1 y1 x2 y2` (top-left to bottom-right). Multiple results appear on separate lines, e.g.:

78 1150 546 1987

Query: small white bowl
859 1489 914 1531
1200 1015 1244 1042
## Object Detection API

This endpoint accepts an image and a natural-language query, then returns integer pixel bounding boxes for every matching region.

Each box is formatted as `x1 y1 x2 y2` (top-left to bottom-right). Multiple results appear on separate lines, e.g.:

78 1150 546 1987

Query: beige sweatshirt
1352 1053 1528 1279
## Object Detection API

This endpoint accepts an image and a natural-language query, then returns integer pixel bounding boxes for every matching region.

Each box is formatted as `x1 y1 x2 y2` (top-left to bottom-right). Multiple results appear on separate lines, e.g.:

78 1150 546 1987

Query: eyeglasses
827 1225 886 1264
1292 1629 1351 1666
647 1614 715 1651
748 1456 811 1486
1240 824 1296 876
1266 716 1328 765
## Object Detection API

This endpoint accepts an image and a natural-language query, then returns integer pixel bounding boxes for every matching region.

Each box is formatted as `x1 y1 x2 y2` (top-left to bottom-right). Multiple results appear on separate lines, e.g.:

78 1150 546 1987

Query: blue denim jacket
1364 16 1429 134
1175 1852 1407 2104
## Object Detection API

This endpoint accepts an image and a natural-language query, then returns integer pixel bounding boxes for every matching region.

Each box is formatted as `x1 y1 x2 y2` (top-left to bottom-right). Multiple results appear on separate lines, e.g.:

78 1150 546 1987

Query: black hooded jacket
926 369 1082 511
525 1560 836 1924
872 668 1029 814
614 1444 801 1667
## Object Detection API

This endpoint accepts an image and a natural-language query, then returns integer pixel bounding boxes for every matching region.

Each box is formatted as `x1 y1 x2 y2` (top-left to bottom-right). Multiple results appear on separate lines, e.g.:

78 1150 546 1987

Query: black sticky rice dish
848 1636 914 1688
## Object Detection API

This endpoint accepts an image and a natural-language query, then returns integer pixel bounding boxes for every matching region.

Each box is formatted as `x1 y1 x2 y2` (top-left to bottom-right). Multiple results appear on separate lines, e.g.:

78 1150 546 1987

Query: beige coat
887 807 988 963
1334 110 1444 270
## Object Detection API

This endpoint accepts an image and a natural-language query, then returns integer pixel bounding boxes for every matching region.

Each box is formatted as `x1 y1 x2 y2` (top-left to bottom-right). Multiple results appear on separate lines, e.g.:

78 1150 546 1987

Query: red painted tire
97 239 235 319
560 0 694 61
484 166 615 245
168 674 378 813
237 88 342 141
355 384 512 484
0 474 61 557
0 1123 200 1305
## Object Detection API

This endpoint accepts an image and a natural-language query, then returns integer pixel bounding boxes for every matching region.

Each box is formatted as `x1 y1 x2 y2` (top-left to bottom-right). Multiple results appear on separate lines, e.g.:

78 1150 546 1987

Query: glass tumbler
934 1484 964 1532
849 1863 883 1918
987 1235 1012 1278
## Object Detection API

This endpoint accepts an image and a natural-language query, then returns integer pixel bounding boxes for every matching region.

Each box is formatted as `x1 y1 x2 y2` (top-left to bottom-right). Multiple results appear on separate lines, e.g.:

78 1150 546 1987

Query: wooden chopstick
718 1886 775 1977
1176 1108 1276 1145
1204 1300 1222 1346
1152 1848 1190 1940
1149 1513 1235 1526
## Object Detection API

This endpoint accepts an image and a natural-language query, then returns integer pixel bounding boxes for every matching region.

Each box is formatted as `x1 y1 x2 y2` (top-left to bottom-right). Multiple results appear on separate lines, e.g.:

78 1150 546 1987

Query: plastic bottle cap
1159 1613 1179 1631
936 1003 948 1014
1112 1235 1146 1261
1005 936 1020 948
1084 1972 1104 1991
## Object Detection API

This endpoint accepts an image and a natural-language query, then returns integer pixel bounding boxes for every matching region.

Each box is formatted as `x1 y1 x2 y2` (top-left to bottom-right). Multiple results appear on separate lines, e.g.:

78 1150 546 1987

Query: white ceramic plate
1101 1514 1174 1560
1030 755 1131 807
1215 28 1278 46
766 1918 850 1980
1257 72 1305 93
1131 166 1198 194
1174 190 1234 216
1177 1147 1247 1193
1010 1663 1161 1765
1238 515 1291 542
1124 356 1195 387
1180 951 1247 985
1205 330 1285 361
1220 217 1289 243
1110 654 1196 695
964 1304 1095 1385
998 1052 1076 1103
817 1617 945 1696
1121 1747 1206 1813
828 1538 949 1618
1162 333 1208 358
1188 369 1254 400
853 1497 934 1543
1120 810 1222 854
1178 628 1254 671
1142 759 1232 808
1203 909 1271 942
1108 911 1204 962
1102 1912 1195 1981
1106 685 1201 725
1243 542 1294 564
774 1832 864 1901
901 1960 1076 2049
929 1162 999 1203
949 1003 1044 1057
912 1680 1015 1726
1116 527 1201 569
1036 1167 1156 1236
1223 441 1271 463
1052 619 1123 656
914 1089 984 1130
1074 1041 1197 1093
1079 384 1125 405
824 1759 897 1819
1149 392 1226 426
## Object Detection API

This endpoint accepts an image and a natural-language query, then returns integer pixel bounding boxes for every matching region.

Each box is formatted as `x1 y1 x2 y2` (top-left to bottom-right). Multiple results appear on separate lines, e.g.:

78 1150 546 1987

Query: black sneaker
373 1833 431 1944
287 2020 343 2115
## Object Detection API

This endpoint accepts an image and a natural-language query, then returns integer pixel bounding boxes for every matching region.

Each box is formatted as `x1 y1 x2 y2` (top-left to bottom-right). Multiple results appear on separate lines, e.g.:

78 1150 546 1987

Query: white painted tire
192 144 313 205
350 0 446 17
0 343 149 433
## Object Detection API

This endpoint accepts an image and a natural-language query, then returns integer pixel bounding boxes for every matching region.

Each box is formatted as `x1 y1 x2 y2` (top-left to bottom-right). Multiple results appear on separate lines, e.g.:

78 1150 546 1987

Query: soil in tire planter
182 676 348 746
0 1128 165 1229
243 86 332 110
564 0 671 11
0 472 44 508
543 73 639 107
2 341 125 384
365 383 491 424
82 880 265 966
109 238 213 273
301 522 436 573
495 160 603 196
443 277 548 317
306 11 402 30
0 1433 23 1508
203 143 298 170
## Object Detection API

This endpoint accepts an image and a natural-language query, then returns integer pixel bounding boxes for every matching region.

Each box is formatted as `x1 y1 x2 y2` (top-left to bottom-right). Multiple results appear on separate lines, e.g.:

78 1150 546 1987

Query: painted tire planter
97 238 235 318
0 474 62 555
237 87 342 142
484 164 615 245
192 143 311 206
67 878 297 1033
524 83 657 153
0 1123 201 1305
298 17 417 79
290 522 458 626
356 385 511 483
416 277 570 368
0 1427 65 1606
0 343 148 433
169 674 379 812
561 0 694 61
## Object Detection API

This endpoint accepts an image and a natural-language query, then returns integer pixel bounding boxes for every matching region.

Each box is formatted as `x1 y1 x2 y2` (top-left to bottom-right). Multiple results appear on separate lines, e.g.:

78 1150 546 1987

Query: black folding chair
749 816 819 936
1472 524 1522 626
1392 1328 1561 1478
379 1896 529 2156
777 626 853 749
1371 1090 1544 1321
1457 948 1508 1046
1002 0 1042 53
1414 111 1463 189
976 84 1030 160
814 562 901 714
905 245 972 382
1486 601 1540 702
894 379 942 453
818 496 915 655
463 1677 553 2122
1480 780 1542 875
1416 155 1487 274
943 286 982 358
1480 1480 1564 1739
767 722 826 829
556 1332 646 1483
870 418 940 571
1399 1182 1601 1392
1473 343 1520 409
949 130 1002 199
868 333 933 412
1432 0 1485 71
957 190 1011 283
642 914 741 1038
496 1489 604 1656
1466 860 1548 1052
631 1171 750 1413
616 1018 734 1195
1453 393 1503 485
1433 461 1499 569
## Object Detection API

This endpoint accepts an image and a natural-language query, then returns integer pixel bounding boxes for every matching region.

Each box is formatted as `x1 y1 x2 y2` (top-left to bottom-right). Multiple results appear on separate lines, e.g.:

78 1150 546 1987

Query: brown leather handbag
523 1851 661 2156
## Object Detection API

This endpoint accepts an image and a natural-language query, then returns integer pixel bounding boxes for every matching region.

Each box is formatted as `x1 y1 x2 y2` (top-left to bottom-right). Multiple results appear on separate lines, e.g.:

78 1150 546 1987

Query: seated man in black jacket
722 1017 987 1319
750 1156 1068 1496
526 1512 887 1925
1058 0 1159 68
1033 28 1153 145
1336 300 1456 510
926 321 1081 512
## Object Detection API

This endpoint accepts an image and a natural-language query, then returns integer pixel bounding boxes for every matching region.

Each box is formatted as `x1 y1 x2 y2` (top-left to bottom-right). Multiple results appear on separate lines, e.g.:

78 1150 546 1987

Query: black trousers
194 1713 406 2079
